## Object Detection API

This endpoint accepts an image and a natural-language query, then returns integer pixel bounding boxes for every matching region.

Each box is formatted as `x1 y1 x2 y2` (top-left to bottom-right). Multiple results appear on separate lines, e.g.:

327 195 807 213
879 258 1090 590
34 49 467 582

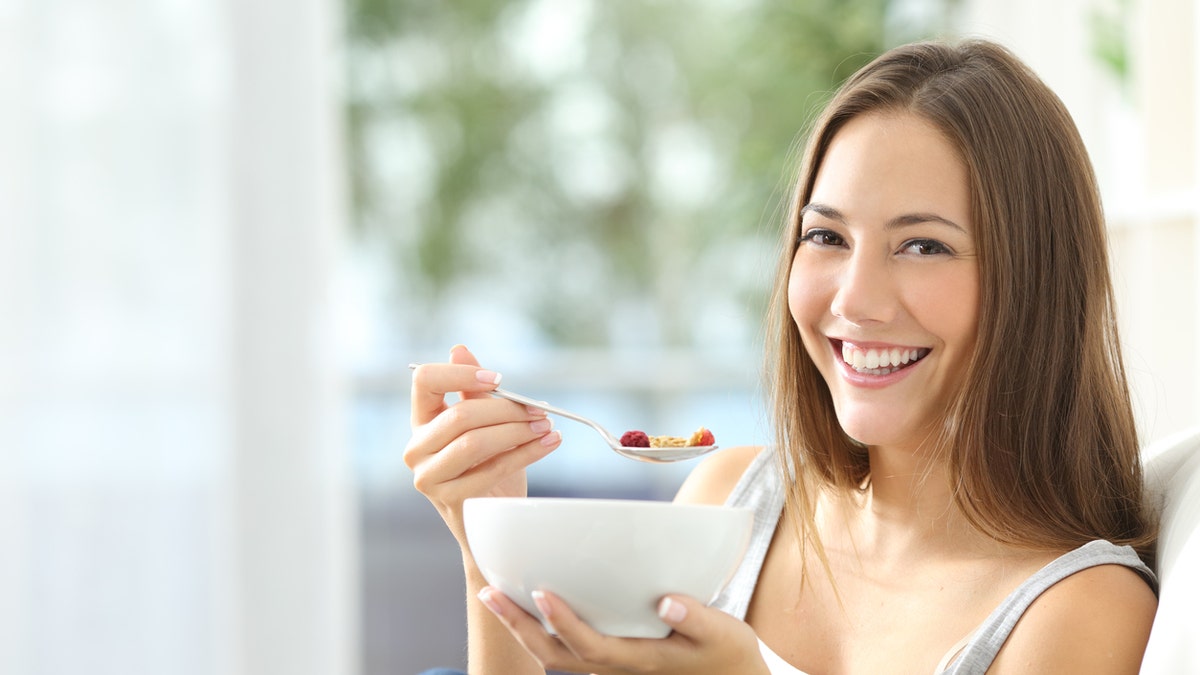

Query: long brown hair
766 39 1156 564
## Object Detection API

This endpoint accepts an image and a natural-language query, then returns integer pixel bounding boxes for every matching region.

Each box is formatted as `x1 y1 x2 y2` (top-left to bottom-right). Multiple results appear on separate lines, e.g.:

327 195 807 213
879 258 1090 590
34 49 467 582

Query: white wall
0 1 358 674
956 0 1200 444
1113 0 1199 443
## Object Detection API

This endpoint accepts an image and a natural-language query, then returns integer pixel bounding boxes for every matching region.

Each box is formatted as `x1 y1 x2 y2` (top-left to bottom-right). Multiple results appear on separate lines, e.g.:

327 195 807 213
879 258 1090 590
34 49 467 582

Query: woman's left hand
476 586 770 675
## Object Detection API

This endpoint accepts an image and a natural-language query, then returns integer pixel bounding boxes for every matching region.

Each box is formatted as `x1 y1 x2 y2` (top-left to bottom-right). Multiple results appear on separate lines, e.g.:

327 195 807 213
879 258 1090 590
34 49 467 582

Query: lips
836 339 930 376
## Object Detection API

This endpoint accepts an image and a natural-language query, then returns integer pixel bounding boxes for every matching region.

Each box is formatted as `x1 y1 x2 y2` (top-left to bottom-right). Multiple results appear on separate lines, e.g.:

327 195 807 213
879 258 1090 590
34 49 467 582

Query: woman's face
788 111 979 452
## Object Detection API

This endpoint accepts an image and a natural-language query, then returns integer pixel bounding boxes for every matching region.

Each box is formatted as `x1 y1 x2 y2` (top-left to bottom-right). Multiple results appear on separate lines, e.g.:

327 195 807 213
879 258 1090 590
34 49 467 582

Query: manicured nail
531 590 552 619
540 430 562 447
530 418 553 434
475 369 502 385
449 344 467 356
657 597 686 623
477 587 503 616
526 406 547 417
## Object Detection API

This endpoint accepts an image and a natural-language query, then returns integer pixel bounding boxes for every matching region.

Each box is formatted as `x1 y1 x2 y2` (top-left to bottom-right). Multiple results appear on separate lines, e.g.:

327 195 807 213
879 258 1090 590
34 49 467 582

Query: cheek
946 274 980 352
906 269 980 355
786 257 806 321
787 255 835 357
787 256 821 328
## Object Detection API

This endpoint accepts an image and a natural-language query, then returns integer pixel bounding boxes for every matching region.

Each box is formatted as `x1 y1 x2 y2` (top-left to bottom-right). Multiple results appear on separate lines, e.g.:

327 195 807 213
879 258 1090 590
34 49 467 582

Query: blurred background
1 0 1196 673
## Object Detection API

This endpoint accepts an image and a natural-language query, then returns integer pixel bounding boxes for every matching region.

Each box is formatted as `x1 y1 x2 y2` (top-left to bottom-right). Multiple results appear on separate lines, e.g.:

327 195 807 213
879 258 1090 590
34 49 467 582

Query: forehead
808 112 971 229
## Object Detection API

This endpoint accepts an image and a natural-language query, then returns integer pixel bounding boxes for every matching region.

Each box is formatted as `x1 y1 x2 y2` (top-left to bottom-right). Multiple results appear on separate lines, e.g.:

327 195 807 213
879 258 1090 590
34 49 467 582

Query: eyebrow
799 202 968 234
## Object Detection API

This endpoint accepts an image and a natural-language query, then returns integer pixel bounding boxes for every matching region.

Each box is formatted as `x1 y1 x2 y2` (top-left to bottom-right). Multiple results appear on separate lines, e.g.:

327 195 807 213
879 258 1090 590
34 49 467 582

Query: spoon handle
491 387 620 445
408 364 620 445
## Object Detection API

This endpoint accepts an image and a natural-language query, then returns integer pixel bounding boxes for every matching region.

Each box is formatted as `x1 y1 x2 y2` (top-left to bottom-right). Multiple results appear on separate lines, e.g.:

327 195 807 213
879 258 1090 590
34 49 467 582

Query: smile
837 340 930 376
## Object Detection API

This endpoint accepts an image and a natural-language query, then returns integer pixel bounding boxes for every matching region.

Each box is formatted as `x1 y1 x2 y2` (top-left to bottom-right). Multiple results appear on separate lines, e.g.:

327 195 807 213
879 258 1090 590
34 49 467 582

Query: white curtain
0 2 358 674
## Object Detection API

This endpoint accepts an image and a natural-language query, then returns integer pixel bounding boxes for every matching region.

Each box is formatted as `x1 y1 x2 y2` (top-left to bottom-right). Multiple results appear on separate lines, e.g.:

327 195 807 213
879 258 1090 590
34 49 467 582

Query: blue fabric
417 669 466 675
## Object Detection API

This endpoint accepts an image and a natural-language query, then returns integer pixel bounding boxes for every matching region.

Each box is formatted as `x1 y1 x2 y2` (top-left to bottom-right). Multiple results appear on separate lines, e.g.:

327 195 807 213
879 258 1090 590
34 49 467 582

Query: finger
477 587 588 672
656 594 701 637
412 425 562 495
408 395 547 465
448 344 492 401
653 594 761 663
530 590 637 670
410 359 503 426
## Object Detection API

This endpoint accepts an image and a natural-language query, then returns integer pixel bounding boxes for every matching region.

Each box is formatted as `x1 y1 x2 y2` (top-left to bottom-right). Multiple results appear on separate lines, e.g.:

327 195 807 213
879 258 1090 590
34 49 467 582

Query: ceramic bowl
463 497 753 638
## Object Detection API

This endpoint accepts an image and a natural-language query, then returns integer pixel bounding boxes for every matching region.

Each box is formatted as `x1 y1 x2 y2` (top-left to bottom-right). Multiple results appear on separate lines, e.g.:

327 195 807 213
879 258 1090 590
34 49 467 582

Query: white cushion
1140 427 1200 673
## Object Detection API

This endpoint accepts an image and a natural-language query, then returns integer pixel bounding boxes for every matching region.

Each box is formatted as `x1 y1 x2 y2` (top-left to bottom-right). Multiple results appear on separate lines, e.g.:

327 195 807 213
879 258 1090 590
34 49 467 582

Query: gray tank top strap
711 448 783 620
943 539 1157 674
707 449 1158 675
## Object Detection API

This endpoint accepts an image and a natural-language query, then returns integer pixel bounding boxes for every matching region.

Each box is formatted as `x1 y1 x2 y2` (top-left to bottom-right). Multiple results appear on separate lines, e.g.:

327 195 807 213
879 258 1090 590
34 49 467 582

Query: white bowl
463 497 753 638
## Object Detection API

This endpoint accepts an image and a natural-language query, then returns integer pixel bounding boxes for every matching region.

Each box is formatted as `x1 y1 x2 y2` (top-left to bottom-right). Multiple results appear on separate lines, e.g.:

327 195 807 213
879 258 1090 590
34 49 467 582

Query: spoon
408 363 719 463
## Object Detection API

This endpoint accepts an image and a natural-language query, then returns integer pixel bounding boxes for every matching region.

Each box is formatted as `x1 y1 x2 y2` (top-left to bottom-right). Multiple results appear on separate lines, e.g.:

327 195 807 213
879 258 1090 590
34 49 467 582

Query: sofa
1141 427 1200 672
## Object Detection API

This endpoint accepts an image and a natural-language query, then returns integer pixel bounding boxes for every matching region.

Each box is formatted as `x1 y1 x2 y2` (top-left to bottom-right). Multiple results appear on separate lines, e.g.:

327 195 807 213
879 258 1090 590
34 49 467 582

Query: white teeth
841 343 925 375
866 350 880 369
844 341 864 367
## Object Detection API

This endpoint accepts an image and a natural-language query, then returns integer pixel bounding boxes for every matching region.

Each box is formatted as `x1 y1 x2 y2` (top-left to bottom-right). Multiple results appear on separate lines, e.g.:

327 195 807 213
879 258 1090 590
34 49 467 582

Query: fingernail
475 369 502 385
531 590 552 619
526 406 547 417
449 344 467 356
657 597 687 623
530 418 553 434
539 430 562 447
477 587 503 616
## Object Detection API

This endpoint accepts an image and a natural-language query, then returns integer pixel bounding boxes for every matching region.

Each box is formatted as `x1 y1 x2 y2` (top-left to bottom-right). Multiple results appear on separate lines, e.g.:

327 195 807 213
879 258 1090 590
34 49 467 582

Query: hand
404 345 563 546
476 587 769 675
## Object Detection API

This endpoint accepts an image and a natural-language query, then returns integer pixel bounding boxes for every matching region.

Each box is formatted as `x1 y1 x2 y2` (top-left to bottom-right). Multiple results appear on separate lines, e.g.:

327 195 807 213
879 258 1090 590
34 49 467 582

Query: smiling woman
404 38 1162 675
751 39 1157 674
770 39 1155 565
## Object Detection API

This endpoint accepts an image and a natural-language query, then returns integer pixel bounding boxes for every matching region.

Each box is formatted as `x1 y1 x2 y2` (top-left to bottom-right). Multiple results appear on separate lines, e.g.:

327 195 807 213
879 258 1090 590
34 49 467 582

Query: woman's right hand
404 345 563 547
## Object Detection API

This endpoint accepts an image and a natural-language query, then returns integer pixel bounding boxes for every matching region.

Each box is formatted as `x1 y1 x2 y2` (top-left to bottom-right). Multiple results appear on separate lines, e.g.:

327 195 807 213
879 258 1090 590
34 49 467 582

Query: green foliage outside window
344 0 957 349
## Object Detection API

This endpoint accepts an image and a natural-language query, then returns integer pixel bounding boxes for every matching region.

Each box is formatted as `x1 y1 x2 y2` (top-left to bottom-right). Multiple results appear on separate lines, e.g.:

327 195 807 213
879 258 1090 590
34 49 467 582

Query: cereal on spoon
620 427 715 448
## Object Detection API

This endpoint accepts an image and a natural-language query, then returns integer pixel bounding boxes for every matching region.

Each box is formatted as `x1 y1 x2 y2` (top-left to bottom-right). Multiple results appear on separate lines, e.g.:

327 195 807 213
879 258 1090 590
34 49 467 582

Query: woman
405 39 1158 674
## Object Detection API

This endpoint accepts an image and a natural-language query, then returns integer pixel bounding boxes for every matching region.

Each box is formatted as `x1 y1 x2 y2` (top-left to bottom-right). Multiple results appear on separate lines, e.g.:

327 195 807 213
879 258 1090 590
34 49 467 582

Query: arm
465 558 543 675
405 345 561 675
990 563 1157 674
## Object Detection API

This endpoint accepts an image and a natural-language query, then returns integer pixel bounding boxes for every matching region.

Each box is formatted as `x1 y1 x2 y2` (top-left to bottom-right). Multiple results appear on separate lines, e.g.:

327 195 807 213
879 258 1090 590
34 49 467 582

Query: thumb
448 344 490 400
656 595 726 639
448 343 480 367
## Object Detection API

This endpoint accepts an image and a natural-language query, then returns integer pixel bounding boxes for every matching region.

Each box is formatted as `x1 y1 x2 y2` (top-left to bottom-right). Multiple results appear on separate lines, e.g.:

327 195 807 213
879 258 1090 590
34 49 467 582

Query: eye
798 228 846 248
901 238 952 256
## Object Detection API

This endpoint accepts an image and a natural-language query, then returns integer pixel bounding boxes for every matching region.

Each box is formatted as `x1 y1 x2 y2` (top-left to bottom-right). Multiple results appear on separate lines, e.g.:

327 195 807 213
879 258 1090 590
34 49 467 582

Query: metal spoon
408 363 719 463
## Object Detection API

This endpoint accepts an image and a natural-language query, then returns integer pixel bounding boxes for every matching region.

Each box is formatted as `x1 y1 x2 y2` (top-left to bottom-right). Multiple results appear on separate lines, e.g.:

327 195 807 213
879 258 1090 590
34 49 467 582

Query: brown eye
799 229 846 247
903 239 951 256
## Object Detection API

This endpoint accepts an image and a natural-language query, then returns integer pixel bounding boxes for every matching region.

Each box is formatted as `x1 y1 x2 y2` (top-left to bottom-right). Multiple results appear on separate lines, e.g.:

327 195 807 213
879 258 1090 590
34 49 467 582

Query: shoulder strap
944 540 1156 674
710 448 784 620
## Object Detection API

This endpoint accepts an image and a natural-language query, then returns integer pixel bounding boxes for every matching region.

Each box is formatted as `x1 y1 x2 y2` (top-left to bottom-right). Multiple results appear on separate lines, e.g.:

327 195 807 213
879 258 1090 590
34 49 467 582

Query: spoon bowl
409 364 719 463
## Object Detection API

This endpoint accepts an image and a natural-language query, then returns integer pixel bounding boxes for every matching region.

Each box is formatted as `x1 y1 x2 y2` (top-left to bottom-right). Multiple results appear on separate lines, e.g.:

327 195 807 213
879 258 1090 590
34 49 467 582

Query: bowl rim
463 496 753 514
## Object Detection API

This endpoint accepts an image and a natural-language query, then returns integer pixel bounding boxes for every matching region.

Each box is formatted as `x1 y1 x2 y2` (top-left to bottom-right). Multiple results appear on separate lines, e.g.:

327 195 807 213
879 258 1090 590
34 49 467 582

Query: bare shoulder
991 561 1157 674
672 445 765 506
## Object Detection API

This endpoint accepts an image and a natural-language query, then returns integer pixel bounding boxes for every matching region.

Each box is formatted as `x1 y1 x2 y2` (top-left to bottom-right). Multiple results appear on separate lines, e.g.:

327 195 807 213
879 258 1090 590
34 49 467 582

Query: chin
834 410 923 450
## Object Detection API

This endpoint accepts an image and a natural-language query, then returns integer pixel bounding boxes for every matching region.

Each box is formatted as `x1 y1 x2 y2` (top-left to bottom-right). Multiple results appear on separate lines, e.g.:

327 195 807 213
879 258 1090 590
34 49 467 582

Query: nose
829 250 897 325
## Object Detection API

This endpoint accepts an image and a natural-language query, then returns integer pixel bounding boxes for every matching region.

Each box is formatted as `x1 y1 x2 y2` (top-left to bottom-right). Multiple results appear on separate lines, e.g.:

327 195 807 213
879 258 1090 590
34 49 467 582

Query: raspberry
620 430 650 447
697 428 715 446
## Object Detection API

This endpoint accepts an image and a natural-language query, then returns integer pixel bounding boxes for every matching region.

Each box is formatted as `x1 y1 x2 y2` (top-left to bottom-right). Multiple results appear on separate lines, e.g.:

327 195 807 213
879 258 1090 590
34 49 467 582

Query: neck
832 445 992 562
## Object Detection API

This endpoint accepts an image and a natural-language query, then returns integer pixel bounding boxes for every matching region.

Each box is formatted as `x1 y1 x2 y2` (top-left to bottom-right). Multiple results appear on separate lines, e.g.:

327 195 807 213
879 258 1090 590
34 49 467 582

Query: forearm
464 555 545 675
